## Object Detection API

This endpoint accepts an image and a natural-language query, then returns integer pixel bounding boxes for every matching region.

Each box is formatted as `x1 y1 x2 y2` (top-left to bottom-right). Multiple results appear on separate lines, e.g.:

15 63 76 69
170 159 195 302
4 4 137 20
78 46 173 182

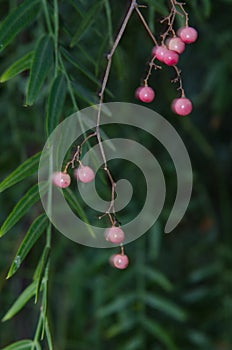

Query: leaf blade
26 35 54 106
7 214 49 278
2 281 37 322
70 1 104 47
0 0 40 52
0 51 33 83
46 73 67 135
145 293 187 321
0 183 47 237
1 340 34 350
0 152 41 193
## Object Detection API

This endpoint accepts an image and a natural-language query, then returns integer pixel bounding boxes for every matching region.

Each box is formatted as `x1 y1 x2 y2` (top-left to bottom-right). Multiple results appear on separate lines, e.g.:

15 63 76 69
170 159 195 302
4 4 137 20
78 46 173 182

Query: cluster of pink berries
136 26 198 116
52 166 129 269
51 164 95 188
105 226 129 269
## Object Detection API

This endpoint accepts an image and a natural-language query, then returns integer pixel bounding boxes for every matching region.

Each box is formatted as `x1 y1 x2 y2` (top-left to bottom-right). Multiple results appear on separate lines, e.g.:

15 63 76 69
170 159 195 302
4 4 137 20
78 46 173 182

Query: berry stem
172 65 185 97
95 0 137 224
134 6 158 46
144 55 161 86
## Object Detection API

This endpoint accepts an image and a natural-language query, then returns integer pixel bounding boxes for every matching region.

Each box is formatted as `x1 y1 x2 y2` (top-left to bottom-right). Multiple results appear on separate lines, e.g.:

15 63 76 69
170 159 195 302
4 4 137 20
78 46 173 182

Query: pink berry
171 98 192 116
166 37 185 54
152 45 168 62
109 254 117 267
135 86 143 99
177 26 198 44
163 50 179 66
105 226 125 244
51 172 71 188
112 254 129 269
74 165 95 183
138 86 155 103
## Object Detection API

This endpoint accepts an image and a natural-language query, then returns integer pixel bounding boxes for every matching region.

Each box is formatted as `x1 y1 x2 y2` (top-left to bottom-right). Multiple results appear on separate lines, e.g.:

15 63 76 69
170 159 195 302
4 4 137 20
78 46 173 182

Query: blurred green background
0 0 232 349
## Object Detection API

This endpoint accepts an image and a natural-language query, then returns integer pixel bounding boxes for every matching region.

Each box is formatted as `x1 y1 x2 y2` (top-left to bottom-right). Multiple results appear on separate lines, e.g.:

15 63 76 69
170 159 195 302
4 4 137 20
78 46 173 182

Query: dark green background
0 0 232 349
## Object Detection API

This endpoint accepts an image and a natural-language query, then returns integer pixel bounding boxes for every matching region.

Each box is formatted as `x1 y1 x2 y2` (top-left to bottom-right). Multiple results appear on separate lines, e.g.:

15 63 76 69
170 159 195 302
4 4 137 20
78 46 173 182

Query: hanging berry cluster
135 1 198 116
51 0 197 270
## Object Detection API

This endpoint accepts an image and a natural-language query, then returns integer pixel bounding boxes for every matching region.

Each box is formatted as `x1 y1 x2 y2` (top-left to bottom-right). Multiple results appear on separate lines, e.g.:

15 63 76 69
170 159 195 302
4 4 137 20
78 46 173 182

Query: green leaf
0 182 47 237
46 73 67 135
45 319 53 350
142 267 173 291
0 152 41 193
97 294 136 318
72 81 97 105
61 47 100 86
0 0 40 52
1 340 34 350
6 214 49 278
0 51 33 83
144 293 187 321
70 1 104 47
143 318 178 350
2 281 37 322
34 246 50 303
26 35 53 106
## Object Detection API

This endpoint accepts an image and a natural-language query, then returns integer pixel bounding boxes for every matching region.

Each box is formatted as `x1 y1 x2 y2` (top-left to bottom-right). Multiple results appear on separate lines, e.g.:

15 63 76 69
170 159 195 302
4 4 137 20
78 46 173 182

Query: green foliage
0 0 232 349
26 35 54 106
2 281 37 322
7 214 49 279
0 0 40 52
0 51 33 83
0 152 41 193
1 340 35 350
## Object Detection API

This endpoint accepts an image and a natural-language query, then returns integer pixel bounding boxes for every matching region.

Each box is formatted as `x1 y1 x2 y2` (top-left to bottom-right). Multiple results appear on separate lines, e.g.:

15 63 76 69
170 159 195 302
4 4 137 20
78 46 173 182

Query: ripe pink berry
166 37 185 54
152 45 168 62
51 172 71 188
171 98 192 116
177 26 198 44
135 86 143 99
163 50 179 66
138 86 155 103
112 254 129 269
74 165 95 183
105 226 125 244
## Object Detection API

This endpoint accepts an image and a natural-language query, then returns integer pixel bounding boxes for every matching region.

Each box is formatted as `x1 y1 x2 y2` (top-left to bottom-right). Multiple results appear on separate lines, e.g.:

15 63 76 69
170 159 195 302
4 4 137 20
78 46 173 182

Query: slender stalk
95 0 137 219
135 6 158 45
42 0 53 35
53 0 59 77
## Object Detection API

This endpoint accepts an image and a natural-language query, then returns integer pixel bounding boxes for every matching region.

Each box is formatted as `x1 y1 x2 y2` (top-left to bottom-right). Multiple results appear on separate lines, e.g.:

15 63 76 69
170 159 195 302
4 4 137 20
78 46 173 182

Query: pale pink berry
171 98 192 116
51 172 71 188
177 26 198 44
163 50 179 66
152 45 168 62
74 165 95 183
105 226 125 244
135 86 143 99
166 37 185 54
112 254 129 269
138 86 155 103
109 254 117 267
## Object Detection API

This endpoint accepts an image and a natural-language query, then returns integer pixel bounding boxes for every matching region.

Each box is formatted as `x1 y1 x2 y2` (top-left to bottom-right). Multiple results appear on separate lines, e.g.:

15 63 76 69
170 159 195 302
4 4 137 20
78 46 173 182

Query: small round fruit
105 226 125 244
138 86 155 103
74 165 95 183
177 26 198 44
52 172 71 188
152 45 168 62
171 98 192 116
135 86 143 99
163 50 179 66
112 254 129 269
166 37 185 54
